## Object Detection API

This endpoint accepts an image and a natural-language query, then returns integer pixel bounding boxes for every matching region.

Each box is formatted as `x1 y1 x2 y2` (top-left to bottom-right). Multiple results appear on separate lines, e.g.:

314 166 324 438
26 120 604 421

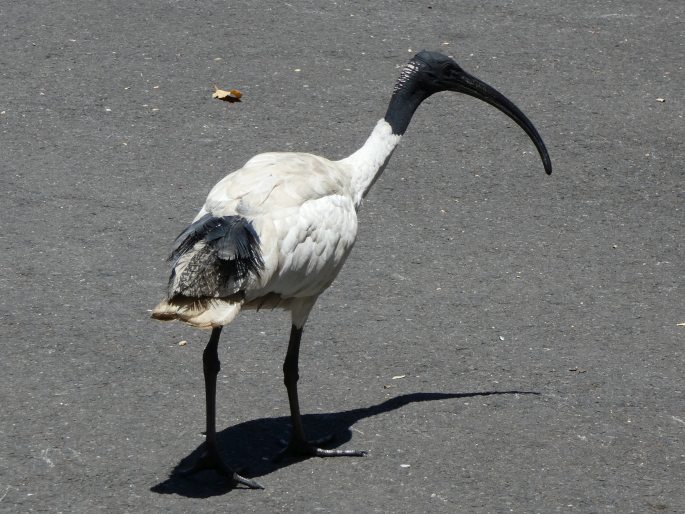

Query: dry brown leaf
212 86 242 103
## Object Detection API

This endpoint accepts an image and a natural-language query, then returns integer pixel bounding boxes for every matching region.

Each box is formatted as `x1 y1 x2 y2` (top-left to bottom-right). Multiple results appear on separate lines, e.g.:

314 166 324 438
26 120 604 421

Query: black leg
180 327 263 489
279 324 367 459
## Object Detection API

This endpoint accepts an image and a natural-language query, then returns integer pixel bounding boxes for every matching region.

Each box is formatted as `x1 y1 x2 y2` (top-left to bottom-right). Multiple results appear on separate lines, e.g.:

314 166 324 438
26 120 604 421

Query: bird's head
388 50 552 175
394 51 466 95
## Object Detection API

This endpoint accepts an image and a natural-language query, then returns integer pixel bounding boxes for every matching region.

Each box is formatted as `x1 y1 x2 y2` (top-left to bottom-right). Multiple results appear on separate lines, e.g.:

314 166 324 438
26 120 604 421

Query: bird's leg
179 327 263 489
278 325 367 459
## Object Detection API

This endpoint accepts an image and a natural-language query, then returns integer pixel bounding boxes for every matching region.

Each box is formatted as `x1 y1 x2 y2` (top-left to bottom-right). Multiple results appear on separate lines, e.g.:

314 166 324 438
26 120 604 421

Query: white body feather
153 120 401 328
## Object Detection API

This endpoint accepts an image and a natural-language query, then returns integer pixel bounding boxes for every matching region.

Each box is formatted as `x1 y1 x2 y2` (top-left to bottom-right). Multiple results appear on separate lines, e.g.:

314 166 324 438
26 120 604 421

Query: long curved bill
450 71 552 175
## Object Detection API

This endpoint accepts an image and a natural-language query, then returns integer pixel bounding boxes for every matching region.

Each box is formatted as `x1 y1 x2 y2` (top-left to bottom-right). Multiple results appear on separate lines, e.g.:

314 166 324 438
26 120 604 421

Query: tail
167 214 264 298
151 296 242 329
152 213 263 328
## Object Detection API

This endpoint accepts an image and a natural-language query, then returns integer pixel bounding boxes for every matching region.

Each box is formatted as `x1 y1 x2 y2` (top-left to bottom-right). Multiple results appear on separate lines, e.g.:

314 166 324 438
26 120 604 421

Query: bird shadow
150 390 538 497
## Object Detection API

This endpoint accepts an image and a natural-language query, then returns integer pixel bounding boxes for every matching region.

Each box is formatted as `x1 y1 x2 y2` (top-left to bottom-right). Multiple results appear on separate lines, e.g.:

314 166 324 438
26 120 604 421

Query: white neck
338 119 402 207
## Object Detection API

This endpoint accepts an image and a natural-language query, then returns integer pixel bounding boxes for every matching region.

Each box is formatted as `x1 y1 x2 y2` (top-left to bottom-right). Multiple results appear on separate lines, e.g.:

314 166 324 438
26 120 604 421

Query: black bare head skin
409 50 467 94
385 50 552 175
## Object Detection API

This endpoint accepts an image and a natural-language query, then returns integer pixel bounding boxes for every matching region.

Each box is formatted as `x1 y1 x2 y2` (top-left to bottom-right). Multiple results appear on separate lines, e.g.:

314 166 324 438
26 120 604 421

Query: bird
152 50 552 489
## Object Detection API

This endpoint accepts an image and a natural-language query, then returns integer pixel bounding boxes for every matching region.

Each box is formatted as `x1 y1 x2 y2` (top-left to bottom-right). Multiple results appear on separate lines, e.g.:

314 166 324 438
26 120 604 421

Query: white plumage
152 51 551 488
153 119 400 329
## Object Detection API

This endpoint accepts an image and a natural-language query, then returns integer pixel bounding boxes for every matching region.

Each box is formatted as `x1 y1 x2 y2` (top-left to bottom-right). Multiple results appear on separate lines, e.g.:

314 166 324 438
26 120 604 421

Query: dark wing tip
166 215 264 298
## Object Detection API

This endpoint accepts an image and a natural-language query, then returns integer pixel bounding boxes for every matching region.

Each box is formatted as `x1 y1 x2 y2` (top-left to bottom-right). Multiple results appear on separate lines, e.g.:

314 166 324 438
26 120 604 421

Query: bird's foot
274 434 367 462
179 449 264 489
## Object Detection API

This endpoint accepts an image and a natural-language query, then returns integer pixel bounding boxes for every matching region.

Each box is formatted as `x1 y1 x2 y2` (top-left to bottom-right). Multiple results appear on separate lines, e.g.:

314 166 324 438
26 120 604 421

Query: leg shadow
150 390 538 497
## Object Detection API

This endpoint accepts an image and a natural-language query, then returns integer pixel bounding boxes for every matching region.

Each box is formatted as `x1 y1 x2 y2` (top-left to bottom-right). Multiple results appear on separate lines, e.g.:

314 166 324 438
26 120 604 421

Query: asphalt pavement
1 0 683 512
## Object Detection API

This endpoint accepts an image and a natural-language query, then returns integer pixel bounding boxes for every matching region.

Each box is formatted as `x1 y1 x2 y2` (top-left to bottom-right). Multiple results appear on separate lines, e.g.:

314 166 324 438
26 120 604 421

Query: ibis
152 50 552 488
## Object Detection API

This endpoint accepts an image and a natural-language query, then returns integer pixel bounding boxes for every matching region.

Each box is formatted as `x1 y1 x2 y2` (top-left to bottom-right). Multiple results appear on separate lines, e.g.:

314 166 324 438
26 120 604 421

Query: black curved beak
448 70 552 175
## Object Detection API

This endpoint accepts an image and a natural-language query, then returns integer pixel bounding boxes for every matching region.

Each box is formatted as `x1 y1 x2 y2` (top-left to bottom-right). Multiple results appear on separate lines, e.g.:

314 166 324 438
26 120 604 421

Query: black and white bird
152 50 552 489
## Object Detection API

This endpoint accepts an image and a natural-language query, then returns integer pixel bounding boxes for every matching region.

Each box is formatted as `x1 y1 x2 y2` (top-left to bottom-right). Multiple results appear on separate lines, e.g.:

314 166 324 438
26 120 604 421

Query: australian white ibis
152 50 552 489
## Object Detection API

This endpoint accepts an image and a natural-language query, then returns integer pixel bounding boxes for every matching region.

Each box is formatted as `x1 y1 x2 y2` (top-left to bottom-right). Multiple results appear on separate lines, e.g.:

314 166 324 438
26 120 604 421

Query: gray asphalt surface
2 0 683 512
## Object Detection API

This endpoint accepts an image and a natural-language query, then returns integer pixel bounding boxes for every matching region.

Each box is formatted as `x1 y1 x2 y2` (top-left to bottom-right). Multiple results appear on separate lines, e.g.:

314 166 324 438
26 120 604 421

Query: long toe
231 472 264 490
180 450 264 489
275 436 367 462
310 447 367 457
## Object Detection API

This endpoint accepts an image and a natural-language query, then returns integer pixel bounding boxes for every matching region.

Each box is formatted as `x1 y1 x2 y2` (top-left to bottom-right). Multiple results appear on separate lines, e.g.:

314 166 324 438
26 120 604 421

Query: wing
202 153 350 218
168 152 356 300
248 193 358 300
